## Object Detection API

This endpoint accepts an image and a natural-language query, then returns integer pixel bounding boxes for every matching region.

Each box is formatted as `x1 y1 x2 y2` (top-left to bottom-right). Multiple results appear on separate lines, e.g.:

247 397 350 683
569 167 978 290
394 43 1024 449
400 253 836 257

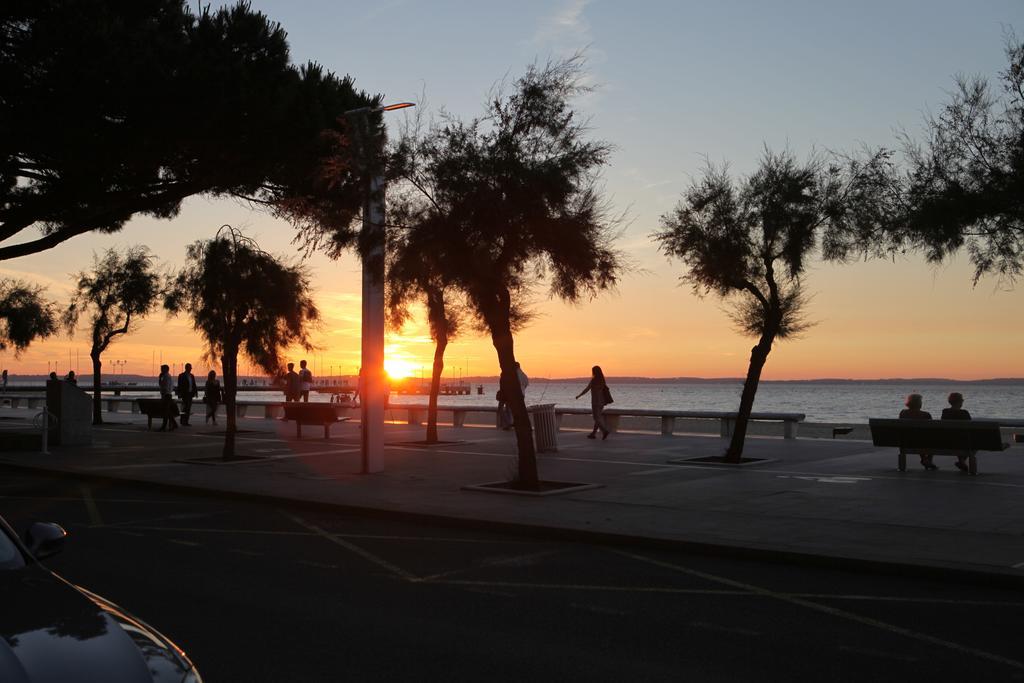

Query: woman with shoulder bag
204 370 222 425
575 365 612 440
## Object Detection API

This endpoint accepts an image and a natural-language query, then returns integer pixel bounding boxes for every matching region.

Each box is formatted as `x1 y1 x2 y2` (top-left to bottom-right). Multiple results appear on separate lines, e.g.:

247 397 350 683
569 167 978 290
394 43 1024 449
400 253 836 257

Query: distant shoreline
4 375 1022 385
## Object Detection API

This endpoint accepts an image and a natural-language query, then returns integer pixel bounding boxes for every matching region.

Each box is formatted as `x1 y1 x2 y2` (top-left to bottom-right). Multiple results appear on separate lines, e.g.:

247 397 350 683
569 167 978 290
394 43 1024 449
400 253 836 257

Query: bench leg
661 416 675 436
147 416 153 431
453 411 466 428
296 422 301 439
968 453 977 476
324 424 329 440
783 421 798 439
897 450 906 472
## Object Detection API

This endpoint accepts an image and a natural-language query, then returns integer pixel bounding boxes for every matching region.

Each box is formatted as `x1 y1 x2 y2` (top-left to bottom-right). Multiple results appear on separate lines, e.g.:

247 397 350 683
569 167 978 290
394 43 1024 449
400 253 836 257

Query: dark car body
0 516 201 683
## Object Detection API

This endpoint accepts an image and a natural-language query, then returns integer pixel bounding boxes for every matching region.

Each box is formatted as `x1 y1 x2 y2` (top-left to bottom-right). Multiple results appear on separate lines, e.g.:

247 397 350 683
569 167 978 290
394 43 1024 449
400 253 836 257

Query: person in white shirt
158 364 178 431
515 362 528 395
298 359 313 403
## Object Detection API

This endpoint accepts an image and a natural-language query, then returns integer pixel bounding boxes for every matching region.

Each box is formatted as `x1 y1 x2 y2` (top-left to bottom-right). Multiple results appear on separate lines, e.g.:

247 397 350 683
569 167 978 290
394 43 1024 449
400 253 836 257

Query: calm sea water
8 379 1022 423
387 381 1024 423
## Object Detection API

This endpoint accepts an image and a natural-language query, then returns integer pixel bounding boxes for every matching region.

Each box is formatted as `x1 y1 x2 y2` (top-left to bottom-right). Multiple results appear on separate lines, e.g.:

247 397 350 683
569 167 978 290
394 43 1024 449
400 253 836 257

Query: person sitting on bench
941 391 973 473
899 393 935 470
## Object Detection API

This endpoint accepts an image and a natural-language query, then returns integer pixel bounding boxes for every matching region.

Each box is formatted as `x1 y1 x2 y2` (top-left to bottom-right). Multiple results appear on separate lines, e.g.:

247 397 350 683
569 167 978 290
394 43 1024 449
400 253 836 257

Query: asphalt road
2 470 1023 683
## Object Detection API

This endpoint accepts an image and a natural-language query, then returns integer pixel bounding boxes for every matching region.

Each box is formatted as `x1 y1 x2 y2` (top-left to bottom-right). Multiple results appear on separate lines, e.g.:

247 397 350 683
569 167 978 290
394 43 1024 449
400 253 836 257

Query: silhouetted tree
0 279 55 353
164 226 318 459
828 35 1024 283
387 231 465 444
64 247 161 424
656 150 879 461
0 0 372 261
392 58 622 487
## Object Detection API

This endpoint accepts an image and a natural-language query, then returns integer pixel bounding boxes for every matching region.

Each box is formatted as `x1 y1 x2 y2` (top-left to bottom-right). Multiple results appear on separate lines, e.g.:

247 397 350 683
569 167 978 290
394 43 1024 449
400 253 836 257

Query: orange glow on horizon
384 358 417 380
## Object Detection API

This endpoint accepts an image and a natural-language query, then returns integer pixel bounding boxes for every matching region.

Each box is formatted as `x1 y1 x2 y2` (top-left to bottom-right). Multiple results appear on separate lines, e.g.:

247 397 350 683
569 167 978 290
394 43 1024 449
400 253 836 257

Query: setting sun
384 358 417 380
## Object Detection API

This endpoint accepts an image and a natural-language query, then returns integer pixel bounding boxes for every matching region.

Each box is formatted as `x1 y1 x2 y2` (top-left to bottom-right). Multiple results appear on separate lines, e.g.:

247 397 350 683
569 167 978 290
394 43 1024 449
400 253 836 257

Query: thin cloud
534 0 592 47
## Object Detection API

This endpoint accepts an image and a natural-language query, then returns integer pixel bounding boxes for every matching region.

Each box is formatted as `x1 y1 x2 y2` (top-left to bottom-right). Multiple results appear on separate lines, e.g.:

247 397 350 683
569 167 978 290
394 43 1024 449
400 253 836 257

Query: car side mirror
25 522 67 559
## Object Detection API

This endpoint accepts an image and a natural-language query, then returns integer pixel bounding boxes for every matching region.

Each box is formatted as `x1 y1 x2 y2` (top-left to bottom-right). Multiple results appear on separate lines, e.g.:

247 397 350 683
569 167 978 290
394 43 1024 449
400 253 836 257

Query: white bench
381 404 805 439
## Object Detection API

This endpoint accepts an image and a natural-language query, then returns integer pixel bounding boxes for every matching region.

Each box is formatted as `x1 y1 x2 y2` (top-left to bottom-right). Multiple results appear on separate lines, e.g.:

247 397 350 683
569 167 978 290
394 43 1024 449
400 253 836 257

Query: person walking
575 365 612 440
157 364 177 431
298 359 313 403
284 363 300 402
176 363 198 426
203 370 222 425
2 369 8 392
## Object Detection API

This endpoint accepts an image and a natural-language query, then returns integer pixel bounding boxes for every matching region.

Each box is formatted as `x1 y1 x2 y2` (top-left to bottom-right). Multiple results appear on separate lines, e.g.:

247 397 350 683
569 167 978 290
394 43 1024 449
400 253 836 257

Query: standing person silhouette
575 365 612 439
284 363 299 402
176 363 197 426
898 393 934 470
298 360 313 403
941 391 974 473
2 369 7 392
203 370 222 425
157 364 177 431
497 363 529 430
515 362 529 397
64 371 77 386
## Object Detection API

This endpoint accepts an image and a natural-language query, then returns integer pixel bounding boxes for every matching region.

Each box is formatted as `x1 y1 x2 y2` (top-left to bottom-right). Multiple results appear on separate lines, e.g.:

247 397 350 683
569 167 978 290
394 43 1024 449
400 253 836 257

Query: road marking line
167 539 202 547
92 512 215 528
284 512 419 582
227 548 263 557
390 447 511 458
85 463 187 470
610 549 1024 672
801 594 1024 608
1011 561 1024 569
418 549 563 582
109 525 534 545
432 580 747 595
1 496 184 504
112 526 316 536
260 448 361 459
630 467 683 476
80 485 103 526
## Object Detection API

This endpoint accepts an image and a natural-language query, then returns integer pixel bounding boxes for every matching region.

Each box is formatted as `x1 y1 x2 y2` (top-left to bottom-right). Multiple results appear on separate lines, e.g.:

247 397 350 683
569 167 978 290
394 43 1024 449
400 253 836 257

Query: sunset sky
3 0 1023 380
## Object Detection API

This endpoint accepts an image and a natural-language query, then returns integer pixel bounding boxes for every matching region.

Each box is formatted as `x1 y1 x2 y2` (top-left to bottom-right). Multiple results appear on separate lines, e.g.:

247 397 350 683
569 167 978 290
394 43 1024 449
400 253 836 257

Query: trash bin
528 403 558 453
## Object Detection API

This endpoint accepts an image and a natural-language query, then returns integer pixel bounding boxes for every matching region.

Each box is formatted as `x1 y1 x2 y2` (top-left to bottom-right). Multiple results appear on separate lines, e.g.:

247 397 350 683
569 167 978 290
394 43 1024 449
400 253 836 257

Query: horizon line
5 373 1022 384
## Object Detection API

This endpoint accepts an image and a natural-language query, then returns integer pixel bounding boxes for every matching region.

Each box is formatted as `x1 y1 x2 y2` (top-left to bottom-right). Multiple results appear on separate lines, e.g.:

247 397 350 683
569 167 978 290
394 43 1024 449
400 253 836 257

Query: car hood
0 566 193 683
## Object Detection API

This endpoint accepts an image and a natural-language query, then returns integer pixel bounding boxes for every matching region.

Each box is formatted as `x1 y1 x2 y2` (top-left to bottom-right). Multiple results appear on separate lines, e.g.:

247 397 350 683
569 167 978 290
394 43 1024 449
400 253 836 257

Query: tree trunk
222 347 238 460
724 336 774 462
426 332 447 444
90 350 103 425
491 326 539 488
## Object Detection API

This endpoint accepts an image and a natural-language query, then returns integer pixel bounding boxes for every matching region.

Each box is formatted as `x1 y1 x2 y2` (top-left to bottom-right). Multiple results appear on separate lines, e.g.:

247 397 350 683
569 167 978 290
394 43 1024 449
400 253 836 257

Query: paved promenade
2 407 1022 582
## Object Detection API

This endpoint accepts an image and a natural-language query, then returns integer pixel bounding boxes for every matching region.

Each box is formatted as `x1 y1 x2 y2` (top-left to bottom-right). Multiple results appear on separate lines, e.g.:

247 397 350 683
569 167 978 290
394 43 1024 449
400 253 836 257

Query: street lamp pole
346 101 415 474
